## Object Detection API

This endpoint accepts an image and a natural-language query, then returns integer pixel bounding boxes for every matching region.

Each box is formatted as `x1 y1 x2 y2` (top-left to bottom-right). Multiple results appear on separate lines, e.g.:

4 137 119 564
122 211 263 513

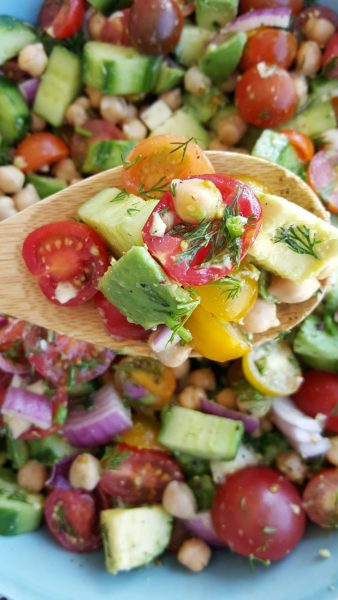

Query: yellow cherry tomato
186 305 251 362
193 265 259 322
115 357 176 408
120 415 164 450
235 174 268 194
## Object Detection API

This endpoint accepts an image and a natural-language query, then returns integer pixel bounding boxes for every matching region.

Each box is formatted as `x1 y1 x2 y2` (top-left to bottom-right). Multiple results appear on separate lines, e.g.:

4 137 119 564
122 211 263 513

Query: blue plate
1 1 338 599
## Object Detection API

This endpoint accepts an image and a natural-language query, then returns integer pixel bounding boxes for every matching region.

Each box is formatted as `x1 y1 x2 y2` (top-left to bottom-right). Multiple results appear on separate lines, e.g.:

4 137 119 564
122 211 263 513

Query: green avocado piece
200 32 246 84
98 246 199 341
175 25 213 68
154 63 184 94
195 0 238 30
26 174 66 199
293 314 338 373
184 87 226 124
151 108 210 149
83 139 136 174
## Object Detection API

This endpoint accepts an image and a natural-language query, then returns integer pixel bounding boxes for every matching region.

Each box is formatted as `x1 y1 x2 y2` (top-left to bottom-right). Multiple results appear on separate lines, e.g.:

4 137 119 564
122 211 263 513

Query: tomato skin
280 129 315 162
239 0 304 14
236 65 297 128
71 119 124 169
39 0 85 39
119 415 163 450
44 489 101 552
241 29 298 71
143 174 262 287
129 0 183 55
303 469 338 529
100 444 183 505
212 466 305 561
293 371 338 433
15 133 69 173
322 33 338 80
308 150 338 213
94 292 148 341
99 9 131 45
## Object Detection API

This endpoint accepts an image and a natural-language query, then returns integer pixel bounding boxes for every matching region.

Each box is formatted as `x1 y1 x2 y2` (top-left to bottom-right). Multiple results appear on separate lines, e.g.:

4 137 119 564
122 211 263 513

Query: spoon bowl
0 151 328 354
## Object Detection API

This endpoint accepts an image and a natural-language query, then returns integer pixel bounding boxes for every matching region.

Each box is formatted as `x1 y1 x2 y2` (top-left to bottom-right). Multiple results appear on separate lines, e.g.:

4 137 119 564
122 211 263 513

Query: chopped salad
0 0 338 579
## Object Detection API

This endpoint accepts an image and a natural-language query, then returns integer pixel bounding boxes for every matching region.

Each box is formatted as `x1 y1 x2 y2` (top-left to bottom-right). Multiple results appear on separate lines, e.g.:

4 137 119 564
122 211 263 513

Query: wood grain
0 151 329 355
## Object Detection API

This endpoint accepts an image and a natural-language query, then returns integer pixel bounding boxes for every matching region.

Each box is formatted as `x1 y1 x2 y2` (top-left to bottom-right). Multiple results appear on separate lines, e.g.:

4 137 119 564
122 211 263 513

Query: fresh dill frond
137 176 169 199
121 154 142 170
208 275 243 300
169 137 197 162
272 224 322 259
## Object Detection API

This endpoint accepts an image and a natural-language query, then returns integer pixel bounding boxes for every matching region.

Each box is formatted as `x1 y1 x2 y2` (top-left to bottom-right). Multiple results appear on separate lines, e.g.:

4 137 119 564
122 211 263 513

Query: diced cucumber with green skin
293 315 338 373
154 64 184 94
6 438 29 470
98 246 199 340
151 108 210 149
184 88 226 124
78 187 158 256
309 78 338 105
28 435 74 466
101 506 172 574
159 406 244 460
33 46 81 127
200 32 246 84
278 102 336 138
82 139 136 174
0 77 30 144
83 42 161 96
175 25 213 68
252 129 305 178
0 16 37 66
26 174 66 199
0 478 43 535
87 0 132 14
195 0 239 30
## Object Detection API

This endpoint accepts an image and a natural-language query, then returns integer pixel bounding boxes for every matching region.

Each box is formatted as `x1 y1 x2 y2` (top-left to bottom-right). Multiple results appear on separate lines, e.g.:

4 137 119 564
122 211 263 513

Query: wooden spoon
0 151 328 355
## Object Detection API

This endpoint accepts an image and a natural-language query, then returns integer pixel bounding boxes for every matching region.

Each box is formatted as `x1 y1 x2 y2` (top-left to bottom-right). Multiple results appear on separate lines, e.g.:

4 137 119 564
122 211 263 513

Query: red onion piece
46 453 80 490
183 511 224 547
0 316 8 328
64 383 132 448
122 381 149 400
223 7 292 33
19 78 39 105
294 438 331 459
1 386 52 429
200 397 259 433
0 354 30 375
148 326 180 354
272 397 324 432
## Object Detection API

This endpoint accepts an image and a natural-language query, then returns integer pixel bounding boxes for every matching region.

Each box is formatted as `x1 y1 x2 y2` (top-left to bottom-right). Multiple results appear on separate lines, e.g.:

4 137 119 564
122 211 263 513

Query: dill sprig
137 176 169 200
111 189 130 202
272 224 322 259
121 154 142 170
169 137 197 162
208 275 243 300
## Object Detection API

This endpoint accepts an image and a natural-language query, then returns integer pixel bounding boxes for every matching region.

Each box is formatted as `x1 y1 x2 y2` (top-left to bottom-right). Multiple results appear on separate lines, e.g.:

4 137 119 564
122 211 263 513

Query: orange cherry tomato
280 129 315 162
15 132 69 173
121 135 214 199
114 356 176 408
120 415 164 450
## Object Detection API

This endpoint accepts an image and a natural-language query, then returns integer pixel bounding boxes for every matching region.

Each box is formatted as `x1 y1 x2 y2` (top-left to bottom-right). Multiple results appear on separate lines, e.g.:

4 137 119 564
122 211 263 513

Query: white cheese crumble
257 62 277 79
150 212 167 237
54 282 78 304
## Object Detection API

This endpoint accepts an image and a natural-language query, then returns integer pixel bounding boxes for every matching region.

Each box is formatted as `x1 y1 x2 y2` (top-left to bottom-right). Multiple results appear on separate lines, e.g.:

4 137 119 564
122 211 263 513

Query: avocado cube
200 32 246 84
195 0 238 30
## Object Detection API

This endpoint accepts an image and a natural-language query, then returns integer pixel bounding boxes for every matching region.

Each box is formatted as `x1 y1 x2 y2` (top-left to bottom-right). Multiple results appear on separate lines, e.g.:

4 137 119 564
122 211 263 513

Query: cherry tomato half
280 129 315 162
15 133 69 173
71 119 124 169
322 33 338 80
100 444 183 504
308 150 338 213
22 221 110 307
0 318 30 375
239 0 304 15
23 325 115 386
44 489 101 552
94 292 148 341
236 64 297 128
142 174 262 287
39 0 85 39
241 29 298 71
212 466 305 561
293 371 338 433
114 356 176 408
99 9 131 45
129 0 183 55
303 469 338 528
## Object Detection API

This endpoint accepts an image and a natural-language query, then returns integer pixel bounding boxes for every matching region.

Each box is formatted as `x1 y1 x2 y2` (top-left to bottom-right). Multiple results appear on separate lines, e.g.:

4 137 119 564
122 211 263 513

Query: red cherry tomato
241 29 298 71
142 174 262 287
22 221 110 307
322 33 338 80
94 292 148 341
293 371 338 433
0 318 30 375
280 129 315 162
295 6 338 34
23 325 114 386
39 0 85 39
129 0 183 55
239 0 304 15
99 9 131 45
235 64 297 128
20 386 68 440
212 466 306 561
15 133 69 173
303 469 338 528
307 150 338 213
71 119 124 169
100 444 183 505
0 318 26 350
44 489 101 552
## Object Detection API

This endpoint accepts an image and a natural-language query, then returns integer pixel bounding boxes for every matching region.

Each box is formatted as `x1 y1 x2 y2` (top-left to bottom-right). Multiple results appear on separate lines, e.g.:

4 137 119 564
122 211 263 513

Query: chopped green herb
263 526 276 534
208 275 243 300
74 126 92 138
127 207 140 216
103 446 130 471
137 176 169 200
248 554 271 570
169 137 197 162
226 215 247 237
121 154 142 170
53 404 68 426
111 189 130 203
272 224 322 259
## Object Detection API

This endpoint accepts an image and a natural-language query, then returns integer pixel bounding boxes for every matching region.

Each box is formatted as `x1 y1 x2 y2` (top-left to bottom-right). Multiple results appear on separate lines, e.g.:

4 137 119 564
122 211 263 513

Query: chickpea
178 386 207 410
208 138 228 151
31 113 46 132
184 66 211 96
172 178 224 224
160 88 182 111
0 195 17 220
0 166 24 194
242 298 280 334
276 451 308 484
87 11 106 40
303 17 335 47
267 276 320 304
86 85 103 108
53 158 80 182
18 43 48 77
177 538 211 572
66 101 88 127
122 119 147 140
290 73 308 109
100 96 129 123
156 343 192 368
296 41 322 76
125 104 138 123
172 358 191 380
188 368 216 391
17 460 48 493
13 184 40 211
217 112 247 146
69 453 101 491
326 437 338 466
215 387 237 410
162 481 196 519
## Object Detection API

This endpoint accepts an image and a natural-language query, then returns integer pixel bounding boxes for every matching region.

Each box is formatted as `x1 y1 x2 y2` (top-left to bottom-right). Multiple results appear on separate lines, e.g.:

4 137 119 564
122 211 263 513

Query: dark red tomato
308 150 338 213
0 318 30 375
143 174 262 286
100 9 131 45
24 325 114 386
129 0 183 55
168 519 190 553
20 386 68 440
322 33 338 80
293 371 338 433
212 466 305 561
22 221 110 307
100 444 183 505
240 29 298 71
71 119 124 169
236 64 297 128
44 489 101 552
1 59 26 83
240 0 304 15
94 292 148 341
303 469 338 528
39 0 85 39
